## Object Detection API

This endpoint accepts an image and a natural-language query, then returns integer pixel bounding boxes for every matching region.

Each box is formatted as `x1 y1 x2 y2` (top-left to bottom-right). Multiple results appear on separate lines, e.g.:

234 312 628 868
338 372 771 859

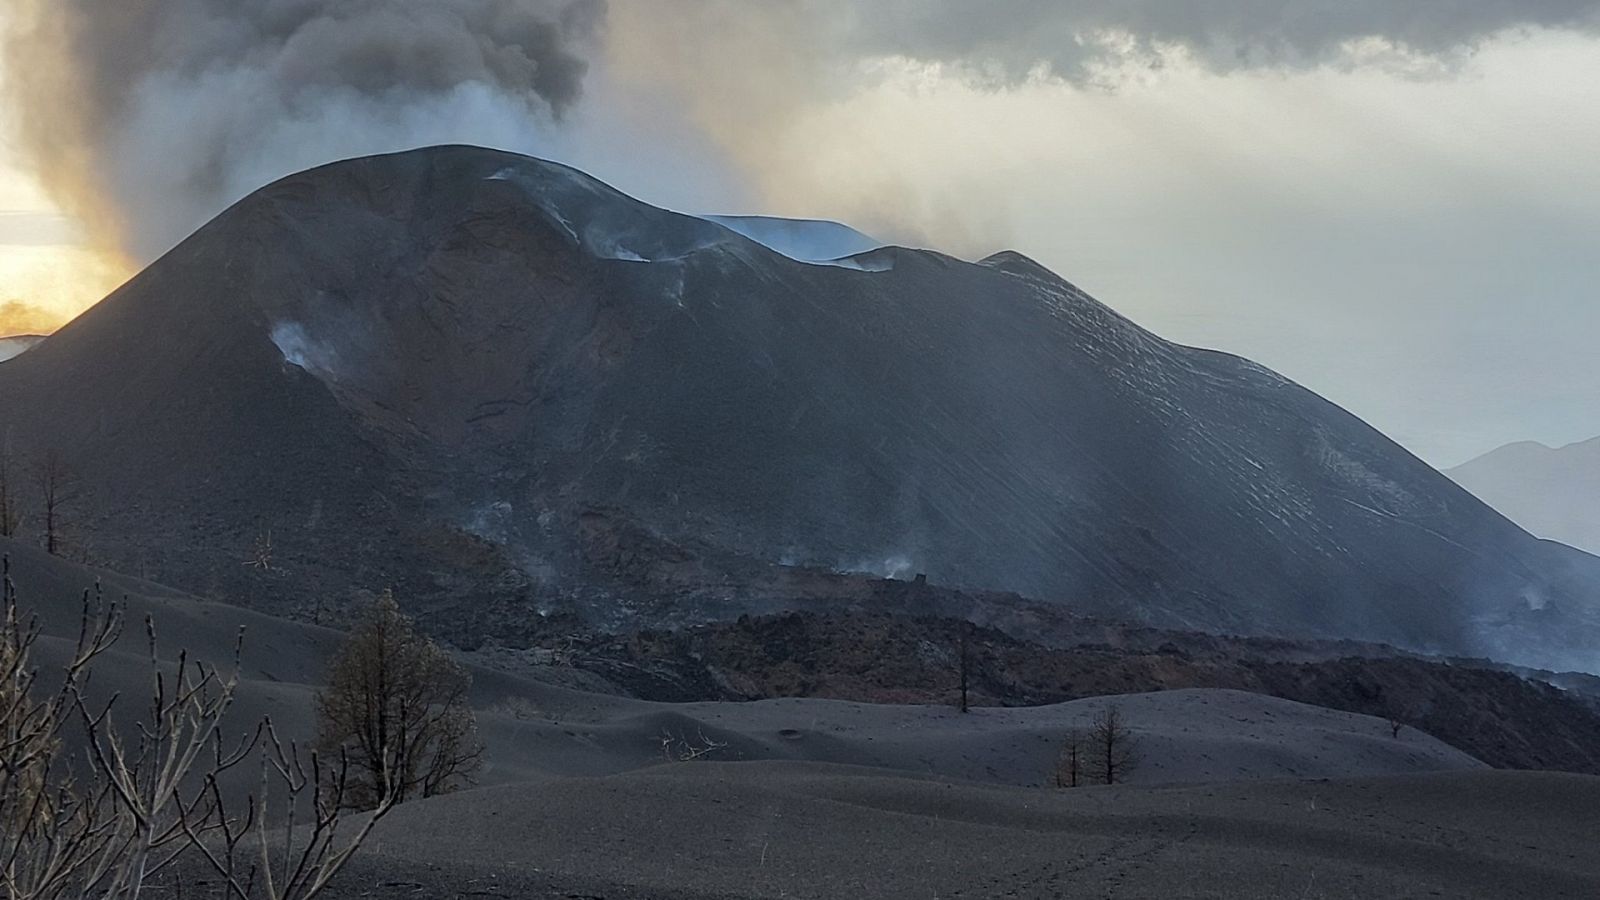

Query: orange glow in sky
0 144 129 335
0 25 129 335
0 243 128 335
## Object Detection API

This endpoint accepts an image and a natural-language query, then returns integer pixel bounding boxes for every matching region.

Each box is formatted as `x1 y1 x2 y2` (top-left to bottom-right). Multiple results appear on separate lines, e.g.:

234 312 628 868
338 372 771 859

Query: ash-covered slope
1 145 1596 670
1450 437 1600 557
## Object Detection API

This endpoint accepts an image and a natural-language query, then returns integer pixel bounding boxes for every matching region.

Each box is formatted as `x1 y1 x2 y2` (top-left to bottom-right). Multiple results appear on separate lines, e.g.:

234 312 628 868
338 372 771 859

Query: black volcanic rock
1 145 1597 670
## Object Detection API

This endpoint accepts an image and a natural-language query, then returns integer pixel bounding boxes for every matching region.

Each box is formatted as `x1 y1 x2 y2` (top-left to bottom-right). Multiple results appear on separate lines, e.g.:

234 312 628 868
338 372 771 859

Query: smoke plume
2 0 604 261
6 0 1600 265
600 0 1600 252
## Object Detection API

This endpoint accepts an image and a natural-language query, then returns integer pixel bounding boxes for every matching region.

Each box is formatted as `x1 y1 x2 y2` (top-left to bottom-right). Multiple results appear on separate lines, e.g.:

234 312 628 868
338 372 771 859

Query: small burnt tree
316 590 483 808
0 439 20 539
32 449 77 556
1055 730 1086 788
1087 704 1139 785
957 621 972 714
1384 694 1415 740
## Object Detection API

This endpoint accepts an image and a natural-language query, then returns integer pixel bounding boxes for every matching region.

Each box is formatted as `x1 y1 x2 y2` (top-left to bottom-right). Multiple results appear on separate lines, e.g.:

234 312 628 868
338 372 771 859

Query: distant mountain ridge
0 145 1596 672
1450 437 1600 556
0 333 45 363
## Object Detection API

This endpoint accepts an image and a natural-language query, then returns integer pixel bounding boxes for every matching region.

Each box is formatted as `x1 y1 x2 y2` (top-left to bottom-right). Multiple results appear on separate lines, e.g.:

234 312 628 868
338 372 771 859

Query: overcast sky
2 2 1599 467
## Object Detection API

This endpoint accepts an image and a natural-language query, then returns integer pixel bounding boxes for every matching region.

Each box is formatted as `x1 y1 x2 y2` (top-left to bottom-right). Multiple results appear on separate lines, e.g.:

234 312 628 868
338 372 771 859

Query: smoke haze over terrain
10 0 1599 259
3 1 1600 463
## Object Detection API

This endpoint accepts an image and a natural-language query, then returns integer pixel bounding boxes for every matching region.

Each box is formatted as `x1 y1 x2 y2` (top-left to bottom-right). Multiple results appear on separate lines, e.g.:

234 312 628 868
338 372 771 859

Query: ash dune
8 528 1597 900
1 146 1595 672
330 766 1600 900
465 686 1487 790
3 536 1479 791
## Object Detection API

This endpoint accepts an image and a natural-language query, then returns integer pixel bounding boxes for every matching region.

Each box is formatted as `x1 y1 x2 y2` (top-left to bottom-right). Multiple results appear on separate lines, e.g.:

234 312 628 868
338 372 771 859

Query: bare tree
316 591 482 808
957 622 972 714
1054 730 1086 789
0 439 21 539
2 556 393 900
179 721 399 900
75 613 261 895
245 529 275 571
0 559 123 900
32 449 78 557
1384 695 1413 740
1086 704 1139 785
658 729 729 762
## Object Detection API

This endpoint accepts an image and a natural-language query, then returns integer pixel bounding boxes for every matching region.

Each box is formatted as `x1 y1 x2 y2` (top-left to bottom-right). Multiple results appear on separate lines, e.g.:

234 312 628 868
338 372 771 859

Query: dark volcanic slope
1 145 1597 669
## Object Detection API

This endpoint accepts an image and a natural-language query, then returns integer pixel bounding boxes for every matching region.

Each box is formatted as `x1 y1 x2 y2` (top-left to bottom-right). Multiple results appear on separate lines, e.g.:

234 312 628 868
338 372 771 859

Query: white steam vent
270 321 341 377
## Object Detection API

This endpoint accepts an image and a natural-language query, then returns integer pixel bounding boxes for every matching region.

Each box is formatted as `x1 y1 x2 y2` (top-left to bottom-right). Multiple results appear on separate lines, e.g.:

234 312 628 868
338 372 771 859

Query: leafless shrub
1 559 123 900
2 556 397 899
1087 704 1139 785
179 721 398 900
243 529 281 575
74 609 259 894
659 729 729 762
315 590 483 808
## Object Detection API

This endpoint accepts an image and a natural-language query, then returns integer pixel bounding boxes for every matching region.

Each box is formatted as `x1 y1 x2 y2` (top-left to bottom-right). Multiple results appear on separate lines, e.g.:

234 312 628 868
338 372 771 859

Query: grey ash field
7 539 1599 899
330 768 1600 900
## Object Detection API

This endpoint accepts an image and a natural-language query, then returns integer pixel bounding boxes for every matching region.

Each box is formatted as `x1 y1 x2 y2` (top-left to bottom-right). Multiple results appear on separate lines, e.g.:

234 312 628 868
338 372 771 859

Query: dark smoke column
0 0 606 260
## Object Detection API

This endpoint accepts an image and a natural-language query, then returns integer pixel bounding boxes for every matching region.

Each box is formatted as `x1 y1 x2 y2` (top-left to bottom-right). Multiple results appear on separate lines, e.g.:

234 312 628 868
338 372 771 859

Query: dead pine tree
32 449 78 557
1087 704 1139 785
316 590 483 808
1055 730 1086 788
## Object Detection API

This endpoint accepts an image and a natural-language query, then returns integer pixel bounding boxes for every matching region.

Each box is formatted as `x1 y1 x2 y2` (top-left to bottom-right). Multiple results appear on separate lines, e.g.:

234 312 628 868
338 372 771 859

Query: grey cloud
7 0 1600 264
836 1 1600 82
